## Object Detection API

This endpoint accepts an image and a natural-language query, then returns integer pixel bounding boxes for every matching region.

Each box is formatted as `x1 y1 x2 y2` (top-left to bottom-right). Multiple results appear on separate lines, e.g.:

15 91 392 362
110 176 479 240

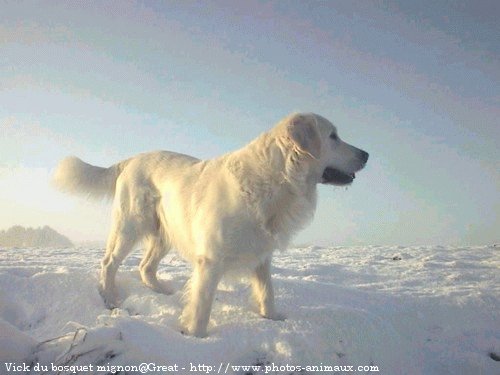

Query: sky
0 1 498 246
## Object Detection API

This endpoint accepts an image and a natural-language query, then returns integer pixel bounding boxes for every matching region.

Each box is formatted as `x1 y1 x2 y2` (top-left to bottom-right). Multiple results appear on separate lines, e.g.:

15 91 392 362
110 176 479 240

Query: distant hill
0 225 73 248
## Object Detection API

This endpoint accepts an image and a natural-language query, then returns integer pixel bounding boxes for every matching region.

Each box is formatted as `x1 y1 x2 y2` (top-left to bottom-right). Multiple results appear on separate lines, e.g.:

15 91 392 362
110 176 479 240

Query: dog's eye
330 133 338 141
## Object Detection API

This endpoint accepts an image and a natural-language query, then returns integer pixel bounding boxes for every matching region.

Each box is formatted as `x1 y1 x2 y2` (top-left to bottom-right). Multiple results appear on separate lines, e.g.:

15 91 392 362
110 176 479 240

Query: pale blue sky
1 1 498 246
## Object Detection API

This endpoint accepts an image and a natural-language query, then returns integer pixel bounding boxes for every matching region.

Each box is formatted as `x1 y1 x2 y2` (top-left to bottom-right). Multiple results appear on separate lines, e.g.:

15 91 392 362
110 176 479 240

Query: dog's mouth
321 167 355 185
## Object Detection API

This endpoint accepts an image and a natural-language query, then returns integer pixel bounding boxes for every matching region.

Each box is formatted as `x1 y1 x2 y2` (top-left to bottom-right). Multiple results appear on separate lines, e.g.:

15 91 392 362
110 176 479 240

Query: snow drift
0 245 498 374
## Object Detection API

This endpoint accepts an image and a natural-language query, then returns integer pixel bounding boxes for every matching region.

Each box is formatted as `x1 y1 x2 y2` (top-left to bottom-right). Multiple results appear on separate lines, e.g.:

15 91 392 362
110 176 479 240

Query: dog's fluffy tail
53 156 126 200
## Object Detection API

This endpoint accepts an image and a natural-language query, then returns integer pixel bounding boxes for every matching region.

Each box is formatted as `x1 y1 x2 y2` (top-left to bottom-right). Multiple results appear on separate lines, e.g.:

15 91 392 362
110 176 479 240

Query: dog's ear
287 114 321 159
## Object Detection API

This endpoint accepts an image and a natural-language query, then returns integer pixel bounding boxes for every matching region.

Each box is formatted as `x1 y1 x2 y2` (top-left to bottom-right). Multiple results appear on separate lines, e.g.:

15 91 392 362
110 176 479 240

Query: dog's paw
262 311 286 321
179 321 209 338
98 286 119 310
150 280 175 295
179 310 209 338
102 296 119 310
141 275 175 295
184 326 209 338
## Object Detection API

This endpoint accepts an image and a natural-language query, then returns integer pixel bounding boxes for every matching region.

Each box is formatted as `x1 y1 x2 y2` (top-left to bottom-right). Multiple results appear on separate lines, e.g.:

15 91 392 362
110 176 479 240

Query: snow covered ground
0 245 498 375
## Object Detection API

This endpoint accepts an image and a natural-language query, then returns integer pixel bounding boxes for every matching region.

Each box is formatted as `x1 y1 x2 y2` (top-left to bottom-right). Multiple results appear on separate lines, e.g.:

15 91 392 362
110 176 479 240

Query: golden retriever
54 113 368 337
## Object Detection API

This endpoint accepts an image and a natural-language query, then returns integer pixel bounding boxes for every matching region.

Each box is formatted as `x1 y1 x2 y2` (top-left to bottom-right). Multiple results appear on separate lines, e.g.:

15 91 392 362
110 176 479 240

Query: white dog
54 113 368 337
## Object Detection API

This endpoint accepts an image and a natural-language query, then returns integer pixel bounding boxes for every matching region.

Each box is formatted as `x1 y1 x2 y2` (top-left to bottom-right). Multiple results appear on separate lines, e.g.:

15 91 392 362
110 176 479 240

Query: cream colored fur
53 113 368 337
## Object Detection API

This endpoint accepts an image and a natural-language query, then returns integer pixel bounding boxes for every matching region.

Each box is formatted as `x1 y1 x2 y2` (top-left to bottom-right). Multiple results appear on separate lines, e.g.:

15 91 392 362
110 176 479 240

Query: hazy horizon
1 1 498 246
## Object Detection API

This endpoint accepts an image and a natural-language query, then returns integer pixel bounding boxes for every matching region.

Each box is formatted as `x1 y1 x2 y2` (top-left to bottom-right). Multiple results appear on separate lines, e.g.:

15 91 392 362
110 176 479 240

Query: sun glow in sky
1 1 498 246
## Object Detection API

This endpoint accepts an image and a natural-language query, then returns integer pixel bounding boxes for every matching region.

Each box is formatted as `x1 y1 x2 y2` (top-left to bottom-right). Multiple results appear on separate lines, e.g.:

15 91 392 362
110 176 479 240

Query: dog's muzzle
322 150 369 186
321 167 355 185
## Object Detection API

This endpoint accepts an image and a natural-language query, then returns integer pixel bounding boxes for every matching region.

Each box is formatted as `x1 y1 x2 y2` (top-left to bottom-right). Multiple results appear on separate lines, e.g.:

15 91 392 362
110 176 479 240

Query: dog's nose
360 150 369 164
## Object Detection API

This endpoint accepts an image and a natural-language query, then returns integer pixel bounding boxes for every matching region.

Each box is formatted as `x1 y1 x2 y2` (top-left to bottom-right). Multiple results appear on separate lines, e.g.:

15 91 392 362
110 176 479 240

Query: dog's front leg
251 256 285 321
180 256 222 337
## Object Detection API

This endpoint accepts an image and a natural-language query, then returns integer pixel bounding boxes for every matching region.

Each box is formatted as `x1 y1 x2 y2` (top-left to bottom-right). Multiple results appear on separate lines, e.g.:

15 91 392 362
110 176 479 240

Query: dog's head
284 113 369 185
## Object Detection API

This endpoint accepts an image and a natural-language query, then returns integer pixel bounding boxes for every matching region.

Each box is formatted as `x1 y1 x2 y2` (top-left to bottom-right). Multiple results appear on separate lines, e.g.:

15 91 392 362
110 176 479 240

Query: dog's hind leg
99 216 138 309
140 234 173 294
